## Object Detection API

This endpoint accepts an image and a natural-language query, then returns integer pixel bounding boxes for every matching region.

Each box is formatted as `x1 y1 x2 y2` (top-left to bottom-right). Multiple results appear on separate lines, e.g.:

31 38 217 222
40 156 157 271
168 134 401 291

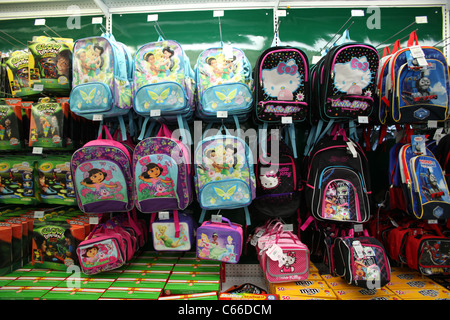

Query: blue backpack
194 46 253 123
133 37 195 141
69 33 133 138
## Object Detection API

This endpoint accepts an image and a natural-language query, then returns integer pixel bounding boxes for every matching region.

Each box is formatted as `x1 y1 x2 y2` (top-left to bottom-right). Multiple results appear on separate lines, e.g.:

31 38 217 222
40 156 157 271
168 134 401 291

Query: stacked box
0 286 52 300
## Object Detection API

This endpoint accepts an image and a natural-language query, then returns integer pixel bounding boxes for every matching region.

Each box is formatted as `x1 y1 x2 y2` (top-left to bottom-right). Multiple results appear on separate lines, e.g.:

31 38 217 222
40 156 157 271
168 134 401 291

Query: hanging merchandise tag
409 46 428 67
89 216 99 224
211 214 222 223
93 114 103 121
34 211 45 219
92 17 103 24
266 243 284 262
250 229 265 246
217 111 228 118
352 240 365 259
346 141 358 158
282 224 293 232
358 116 369 124
33 147 43 155
281 117 293 124
158 211 170 220
150 109 161 117
353 224 364 233
223 44 233 60
147 14 158 22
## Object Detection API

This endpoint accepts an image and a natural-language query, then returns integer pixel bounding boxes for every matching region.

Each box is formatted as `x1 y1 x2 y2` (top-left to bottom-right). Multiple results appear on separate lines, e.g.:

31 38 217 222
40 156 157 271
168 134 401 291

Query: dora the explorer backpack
70 125 134 213
194 46 253 122
70 33 133 137
195 126 256 225
133 37 195 139
132 124 193 213
253 46 310 123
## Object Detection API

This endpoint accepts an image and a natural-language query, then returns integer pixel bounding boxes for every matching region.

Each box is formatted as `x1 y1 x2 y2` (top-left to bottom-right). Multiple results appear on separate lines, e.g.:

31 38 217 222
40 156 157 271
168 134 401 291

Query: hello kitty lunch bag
253 46 310 124
312 41 379 123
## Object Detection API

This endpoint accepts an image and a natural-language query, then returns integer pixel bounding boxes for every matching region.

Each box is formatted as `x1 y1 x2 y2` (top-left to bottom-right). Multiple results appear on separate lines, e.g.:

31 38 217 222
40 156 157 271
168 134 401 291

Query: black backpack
253 46 310 124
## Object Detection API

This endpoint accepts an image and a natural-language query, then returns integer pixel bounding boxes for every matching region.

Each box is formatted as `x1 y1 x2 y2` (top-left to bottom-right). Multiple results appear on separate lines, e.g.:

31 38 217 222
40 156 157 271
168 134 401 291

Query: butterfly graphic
147 88 170 104
80 88 96 104
157 155 164 161
213 185 237 200
165 161 173 168
215 89 237 104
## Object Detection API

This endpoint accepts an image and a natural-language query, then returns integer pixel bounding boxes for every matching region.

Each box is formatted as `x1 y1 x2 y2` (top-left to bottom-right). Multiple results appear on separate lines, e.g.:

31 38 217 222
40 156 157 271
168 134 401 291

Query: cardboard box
159 292 218 300
100 287 162 300
8 276 66 288
386 279 444 290
42 287 106 300
219 293 278 300
57 277 115 289
273 287 337 300
273 280 330 296
119 269 171 280
0 276 19 286
333 287 396 300
390 288 450 300
163 279 220 296
125 262 174 272
111 277 167 289
0 286 52 300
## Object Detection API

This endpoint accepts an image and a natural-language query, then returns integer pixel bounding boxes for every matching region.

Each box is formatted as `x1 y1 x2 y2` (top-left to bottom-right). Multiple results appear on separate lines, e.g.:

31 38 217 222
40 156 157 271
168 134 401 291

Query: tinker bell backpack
70 33 133 138
70 125 134 213
132 37 195 140
194 125 256 225
194 45 253 122
132 124 193 213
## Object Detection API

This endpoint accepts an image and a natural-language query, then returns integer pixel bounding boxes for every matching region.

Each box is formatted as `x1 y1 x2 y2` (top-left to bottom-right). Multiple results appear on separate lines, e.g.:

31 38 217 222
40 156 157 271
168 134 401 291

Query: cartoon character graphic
280 251 296 273
334 56 372 95
262 59 302 100
197 233 212 258
81 168 118 199
420 168 446 201
155 225 184 248
259 170 279 189
424 241 450 265
39 116 50 138
139 162 174 197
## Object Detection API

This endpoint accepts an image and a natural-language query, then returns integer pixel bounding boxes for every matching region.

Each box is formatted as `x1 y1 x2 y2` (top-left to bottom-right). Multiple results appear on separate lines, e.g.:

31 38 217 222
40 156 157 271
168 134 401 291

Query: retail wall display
310 34 379 124
150 211 196 252
253 46 310 124
0 155 37 205
133 124 193 213
195 125 256 225
69 33 133 139
194 46 253 122
133 37 196 139
398 136 450 220
5 51 37 99
27 36 73 97
196 216 243 264
0 99 24 151
70 125 134 214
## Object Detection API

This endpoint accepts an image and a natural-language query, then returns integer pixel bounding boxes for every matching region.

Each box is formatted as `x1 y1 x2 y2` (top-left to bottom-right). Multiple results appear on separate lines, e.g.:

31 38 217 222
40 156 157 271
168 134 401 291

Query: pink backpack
257 222 310 283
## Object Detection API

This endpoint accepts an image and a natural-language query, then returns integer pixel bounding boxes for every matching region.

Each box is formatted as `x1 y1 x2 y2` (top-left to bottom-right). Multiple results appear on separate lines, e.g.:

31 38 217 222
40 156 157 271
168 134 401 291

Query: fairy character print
138 162 175 197
155 225 184 248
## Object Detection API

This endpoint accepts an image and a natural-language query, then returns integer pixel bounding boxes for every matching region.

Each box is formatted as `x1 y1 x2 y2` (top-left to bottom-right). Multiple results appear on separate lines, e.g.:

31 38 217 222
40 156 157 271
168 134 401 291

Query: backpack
70 125 134 213
253 134 302 218
253 46 310 123
132 124 193 213
194 46 253 122
310 33 379 123
380 31 450 124
133 38 195 139
398 139 450 220
304 125 372 223
194 126 256 225
69 33 133 136
331 228 391 289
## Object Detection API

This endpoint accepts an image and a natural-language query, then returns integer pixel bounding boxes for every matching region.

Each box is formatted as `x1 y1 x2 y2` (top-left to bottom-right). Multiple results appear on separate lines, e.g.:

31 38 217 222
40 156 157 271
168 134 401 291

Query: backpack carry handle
97 125 114 140
205 216 236 229
407 31 419 47
392 39 402 53
382 47 390 58
156 123 173 139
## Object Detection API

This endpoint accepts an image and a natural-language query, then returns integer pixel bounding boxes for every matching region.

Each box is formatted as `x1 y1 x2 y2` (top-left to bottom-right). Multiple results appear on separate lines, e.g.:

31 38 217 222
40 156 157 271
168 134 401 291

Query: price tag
351 10 365 17
276 10 286 17
312 56 321 64
147 14 158 22
281 117 293 124
33 84 44 91
282 224 293 232
266 243 283 262
353 224 364 233
223 44 233 60
427 219 438 224
34 211 45 218
89 216 99 224
352 241 365 259
34 19 46 26
213 10 224 17
217 111 228 118
150 109 161 117
92 114 103 121
32 147 43 155
211 214 222 223
158 211 170 220
409 46 428 67
92 17 103 24
346 141 358 158
250 229 265 246
415 16 428 24
428 120 438 128
358 116 369 124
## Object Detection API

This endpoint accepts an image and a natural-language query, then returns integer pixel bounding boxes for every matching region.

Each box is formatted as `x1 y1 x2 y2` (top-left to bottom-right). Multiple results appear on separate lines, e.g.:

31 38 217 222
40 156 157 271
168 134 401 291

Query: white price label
428 120 438 128
33 84 44 91
223 44 233 60
312 56 321 64
213 10 224 17
266 243 283 262
34 19 46 26
282 117 293 124
353 224 364 233
351 10 365 17
92 17 103 24
211 214 222 223
32 147 43 155
282 224 293 232
352 241 365 259
89 216 99 224
358 116 369 124
150 109 161 117
92 114 103 121
158 211 170 220
34 211 45 218
217 111 228 118
147 14 158 22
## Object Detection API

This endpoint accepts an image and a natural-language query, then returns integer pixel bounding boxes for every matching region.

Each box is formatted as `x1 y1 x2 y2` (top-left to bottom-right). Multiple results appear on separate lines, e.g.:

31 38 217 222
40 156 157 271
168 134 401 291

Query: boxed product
7 276 66 288
159 292 218 300
0 286 52 300
219 293 278 300
110 277 167 290
0 156 38 205
0 99 24 151
100 287 162 300
389 288 450 300
333 287 397 300
119 269 171 280
42 287 106 300
386 279 445 291
163 279 221 296
57 277 115 290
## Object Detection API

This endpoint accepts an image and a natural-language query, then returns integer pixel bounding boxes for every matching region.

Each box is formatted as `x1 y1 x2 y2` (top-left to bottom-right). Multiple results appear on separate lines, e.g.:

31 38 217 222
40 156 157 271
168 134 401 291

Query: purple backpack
71 125 134 213
132 124 193 213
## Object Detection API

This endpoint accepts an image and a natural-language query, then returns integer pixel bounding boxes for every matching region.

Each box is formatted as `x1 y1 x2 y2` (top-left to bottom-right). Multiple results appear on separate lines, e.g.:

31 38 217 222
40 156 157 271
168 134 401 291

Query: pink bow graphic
277 61 298 75
350 57 369 72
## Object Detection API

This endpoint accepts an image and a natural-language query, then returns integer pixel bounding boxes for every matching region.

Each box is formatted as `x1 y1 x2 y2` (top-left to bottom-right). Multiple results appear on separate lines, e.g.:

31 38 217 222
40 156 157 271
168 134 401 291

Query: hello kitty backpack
312 32 379 123
253 46 310 124
254 134 302 219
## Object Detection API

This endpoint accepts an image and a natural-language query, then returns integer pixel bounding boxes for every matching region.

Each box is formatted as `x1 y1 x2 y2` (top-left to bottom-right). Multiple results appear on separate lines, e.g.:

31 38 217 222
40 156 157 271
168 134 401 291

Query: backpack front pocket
77 237 125 275
201 83 252 115
134 82 187 116
70 82 113 115
199 179 251 209
316 167 369 222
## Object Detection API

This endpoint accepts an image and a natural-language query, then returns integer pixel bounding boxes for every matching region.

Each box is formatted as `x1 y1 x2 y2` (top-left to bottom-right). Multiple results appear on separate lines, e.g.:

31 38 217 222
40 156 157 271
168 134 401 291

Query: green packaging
42 287 105 300
0 286 52 300
0 156 37 205
100 287 162 300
